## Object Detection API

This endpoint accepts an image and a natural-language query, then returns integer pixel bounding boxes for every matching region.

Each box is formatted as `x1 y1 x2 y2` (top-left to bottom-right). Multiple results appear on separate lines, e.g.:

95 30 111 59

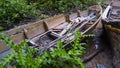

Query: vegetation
0 0 103 67
0 0 104 31
0 0 38 29
0 30 94 68
0 34 42 68
30 0 104 15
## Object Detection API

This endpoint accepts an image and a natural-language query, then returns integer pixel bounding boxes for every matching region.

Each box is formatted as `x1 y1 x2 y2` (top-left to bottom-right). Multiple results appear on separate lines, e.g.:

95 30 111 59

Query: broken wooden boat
0 5 102 58
28 5 102 53
102 1 120 68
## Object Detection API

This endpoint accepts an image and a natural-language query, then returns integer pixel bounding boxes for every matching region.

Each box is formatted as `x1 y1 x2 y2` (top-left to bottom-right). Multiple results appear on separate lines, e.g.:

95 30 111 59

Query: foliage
0 0 104 30
0 30 94 68
0 0 37 27
0 34 42 68
33 0 104 14
40 30 87 68
40 40 84 68
0 26 4 31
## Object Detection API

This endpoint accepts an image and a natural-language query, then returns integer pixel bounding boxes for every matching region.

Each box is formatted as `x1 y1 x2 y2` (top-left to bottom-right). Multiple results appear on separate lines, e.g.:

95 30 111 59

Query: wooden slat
44 14 66 30
79 10 88 16
0 31 25 54
24 20 46 39
9 32 25 44
69 13 78 20
0 26 25 54
0 40 10 54
113 1 120 7
4 25 24 35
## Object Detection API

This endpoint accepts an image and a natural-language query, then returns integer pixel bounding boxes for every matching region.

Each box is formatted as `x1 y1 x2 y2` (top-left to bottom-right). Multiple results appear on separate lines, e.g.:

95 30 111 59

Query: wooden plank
24 20 46 39
0 26 25 54
4 25 24 35
113 1 120 7
0 40 10 54
69 13 78 21
79 10 88 16
9 32 25 44
44 14 66 29
0 31 25 54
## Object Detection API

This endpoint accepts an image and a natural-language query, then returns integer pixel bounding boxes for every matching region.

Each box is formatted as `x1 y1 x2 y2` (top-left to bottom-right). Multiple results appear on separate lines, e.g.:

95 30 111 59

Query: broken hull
104 22 120 68
29 5 102 52
103 1 120 68
0 5 102 58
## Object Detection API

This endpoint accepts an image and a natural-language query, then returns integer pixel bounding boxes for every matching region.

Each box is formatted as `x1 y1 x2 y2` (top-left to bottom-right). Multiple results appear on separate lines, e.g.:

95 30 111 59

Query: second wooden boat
102 1 120 68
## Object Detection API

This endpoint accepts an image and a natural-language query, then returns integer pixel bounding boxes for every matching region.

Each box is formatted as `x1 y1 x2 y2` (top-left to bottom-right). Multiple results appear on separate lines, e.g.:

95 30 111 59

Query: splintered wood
109 6 120 21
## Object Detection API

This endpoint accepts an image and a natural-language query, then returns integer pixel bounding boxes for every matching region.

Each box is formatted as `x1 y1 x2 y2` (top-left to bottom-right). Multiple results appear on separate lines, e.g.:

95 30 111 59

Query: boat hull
0 5 101 58
103 1 120 67
104 22 120 68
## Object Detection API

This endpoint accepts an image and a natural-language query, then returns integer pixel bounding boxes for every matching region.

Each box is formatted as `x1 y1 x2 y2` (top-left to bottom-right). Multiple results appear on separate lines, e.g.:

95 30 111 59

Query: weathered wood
103 1 120 67
29 31 52 46
59 22 74 36
102 2 112 20
0 25 25 53
0 40 10 54
24 20 46 39
112 1 120 7
28 5 102 54
44 14 66 30
79 10 88 16
9 32 25 44
69 12 78 21
105 25 120 34
83 16 102 34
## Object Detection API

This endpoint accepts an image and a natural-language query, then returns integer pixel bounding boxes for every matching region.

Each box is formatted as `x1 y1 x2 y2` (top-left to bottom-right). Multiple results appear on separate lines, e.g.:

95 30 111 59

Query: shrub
0 34 42 68
35 0 104 14
0 31 85 68
0 30 94 68
0 0 37 27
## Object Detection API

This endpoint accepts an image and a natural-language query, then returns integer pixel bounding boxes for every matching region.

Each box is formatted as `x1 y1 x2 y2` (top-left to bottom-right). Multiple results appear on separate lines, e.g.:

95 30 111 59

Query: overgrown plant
0 34 42 68
0 0 104 30
40 40 84 68
0 30 94 68
35 0 104 14
40 30 91 68
0 0 37 28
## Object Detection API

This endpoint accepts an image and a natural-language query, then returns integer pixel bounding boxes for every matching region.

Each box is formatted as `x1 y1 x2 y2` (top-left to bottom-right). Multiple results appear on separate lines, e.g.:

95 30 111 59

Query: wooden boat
0 5 102 58
102 1 120 68
28 5 102 53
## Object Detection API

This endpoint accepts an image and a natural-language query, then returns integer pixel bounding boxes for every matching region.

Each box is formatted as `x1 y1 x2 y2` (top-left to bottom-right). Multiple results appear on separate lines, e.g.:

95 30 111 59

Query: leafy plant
0 0 37 28
35 0 104 14
40 30 88 68
0 34 42 68
0 0 104 31
0 30 94 68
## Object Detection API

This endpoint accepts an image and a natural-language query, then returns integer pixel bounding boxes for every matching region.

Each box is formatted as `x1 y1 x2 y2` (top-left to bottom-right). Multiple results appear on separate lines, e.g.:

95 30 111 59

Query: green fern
0 34 42 68
0 53 14 68
0 30 93 68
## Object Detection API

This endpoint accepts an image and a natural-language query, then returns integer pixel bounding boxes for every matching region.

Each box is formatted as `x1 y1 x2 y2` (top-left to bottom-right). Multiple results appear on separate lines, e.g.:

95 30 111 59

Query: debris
59 22 74 36
102 2 112 20
82 49 102 63
97 64 106 68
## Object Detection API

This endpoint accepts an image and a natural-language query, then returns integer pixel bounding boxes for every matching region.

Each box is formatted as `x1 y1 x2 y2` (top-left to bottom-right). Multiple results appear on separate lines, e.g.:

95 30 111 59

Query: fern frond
0 53 14 67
